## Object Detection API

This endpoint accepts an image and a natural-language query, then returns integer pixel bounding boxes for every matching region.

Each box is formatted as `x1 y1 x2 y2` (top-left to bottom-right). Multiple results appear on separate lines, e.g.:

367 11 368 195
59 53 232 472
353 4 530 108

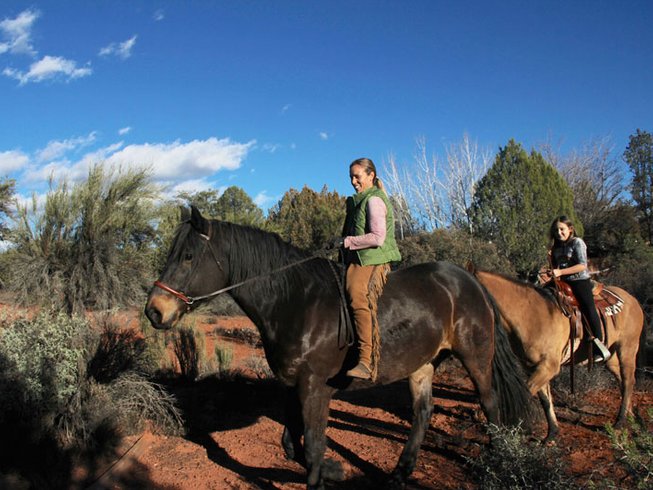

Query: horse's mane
167 219 340 303
212 220 338 301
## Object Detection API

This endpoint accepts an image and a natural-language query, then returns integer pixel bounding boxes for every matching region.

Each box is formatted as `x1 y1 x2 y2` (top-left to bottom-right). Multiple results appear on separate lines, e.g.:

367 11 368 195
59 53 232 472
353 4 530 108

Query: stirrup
592 338 611 362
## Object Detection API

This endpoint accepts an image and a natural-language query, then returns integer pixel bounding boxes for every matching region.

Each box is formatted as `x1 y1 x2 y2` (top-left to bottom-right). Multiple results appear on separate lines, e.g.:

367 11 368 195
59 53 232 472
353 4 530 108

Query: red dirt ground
101 313 652 490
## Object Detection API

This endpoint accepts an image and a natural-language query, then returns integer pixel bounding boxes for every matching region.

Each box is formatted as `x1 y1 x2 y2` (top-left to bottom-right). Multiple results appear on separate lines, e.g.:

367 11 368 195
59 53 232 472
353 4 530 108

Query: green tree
6 164 159 313
471 140 579 277
623 129 653 244
178 186 264 227
214 186 264 226
267 185 346 251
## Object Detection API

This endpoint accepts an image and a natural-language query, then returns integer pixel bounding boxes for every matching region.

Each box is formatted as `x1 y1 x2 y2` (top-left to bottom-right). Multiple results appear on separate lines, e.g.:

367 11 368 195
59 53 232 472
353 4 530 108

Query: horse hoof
282 444 295 460
614 419 627 430
387 471 407 489
321 458 344 481
542 430 559 446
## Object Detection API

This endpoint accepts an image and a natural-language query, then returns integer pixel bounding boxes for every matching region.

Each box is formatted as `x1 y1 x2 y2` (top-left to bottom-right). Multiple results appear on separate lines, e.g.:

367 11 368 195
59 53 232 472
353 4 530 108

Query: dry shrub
552 364 617 409
170 322 215 380
87 324 147 383
245 355 273 379
466 424 575 489
6 165 159 315
214 340 233 374
107 373 184 435
214 326 262 347
0 310 184 487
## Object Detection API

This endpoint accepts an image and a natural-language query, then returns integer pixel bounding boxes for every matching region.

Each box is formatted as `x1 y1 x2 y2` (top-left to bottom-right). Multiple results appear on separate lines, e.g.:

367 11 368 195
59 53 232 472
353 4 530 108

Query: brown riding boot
346 362 372 379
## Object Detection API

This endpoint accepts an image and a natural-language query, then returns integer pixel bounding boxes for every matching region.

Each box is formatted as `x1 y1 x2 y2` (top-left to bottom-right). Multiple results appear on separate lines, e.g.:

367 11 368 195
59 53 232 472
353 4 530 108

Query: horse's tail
485 290 536 427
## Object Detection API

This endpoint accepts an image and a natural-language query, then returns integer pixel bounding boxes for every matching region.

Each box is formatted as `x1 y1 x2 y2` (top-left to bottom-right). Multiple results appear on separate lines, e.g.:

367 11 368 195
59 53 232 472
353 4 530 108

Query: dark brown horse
472 268 645 442
145 207 532 489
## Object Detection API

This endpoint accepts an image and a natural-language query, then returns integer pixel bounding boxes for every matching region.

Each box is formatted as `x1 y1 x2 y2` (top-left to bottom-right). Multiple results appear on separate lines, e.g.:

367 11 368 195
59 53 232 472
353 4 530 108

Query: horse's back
382 261 490 318
385 261 484 299
373 261 494 382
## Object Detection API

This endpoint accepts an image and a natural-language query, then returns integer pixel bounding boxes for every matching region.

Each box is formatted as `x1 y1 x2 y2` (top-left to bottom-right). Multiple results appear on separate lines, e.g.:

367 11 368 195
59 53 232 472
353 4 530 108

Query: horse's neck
485 274 557 321
229 284 278 325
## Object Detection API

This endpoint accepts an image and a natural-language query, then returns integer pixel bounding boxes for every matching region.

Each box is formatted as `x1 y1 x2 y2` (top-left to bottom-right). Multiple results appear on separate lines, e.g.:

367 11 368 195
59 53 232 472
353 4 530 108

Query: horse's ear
180 206 191 223
190 205 210 236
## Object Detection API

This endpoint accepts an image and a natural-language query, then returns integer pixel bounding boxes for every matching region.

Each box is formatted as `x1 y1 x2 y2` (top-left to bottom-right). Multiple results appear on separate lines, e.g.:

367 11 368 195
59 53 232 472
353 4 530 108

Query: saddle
555 279 624 318
544 278 623 346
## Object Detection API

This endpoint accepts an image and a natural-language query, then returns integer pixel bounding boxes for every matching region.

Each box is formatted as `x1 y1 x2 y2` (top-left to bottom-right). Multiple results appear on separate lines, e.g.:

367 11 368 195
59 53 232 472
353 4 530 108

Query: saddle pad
594 287 624 316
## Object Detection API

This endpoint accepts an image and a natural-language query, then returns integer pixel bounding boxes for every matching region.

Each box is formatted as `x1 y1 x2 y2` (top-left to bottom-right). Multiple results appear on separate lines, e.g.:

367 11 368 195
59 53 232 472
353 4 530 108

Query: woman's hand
326 237 345 250
552 268 563 278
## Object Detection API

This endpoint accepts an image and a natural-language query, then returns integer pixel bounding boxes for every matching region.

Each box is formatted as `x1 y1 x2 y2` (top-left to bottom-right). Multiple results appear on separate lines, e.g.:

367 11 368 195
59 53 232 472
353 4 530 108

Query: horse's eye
184 253 193 261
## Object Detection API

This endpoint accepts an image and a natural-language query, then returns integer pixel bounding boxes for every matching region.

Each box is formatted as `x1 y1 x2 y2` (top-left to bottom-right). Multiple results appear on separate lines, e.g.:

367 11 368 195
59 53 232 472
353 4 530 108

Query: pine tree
214 186 264 227
266 185 345 251
471 140 578 277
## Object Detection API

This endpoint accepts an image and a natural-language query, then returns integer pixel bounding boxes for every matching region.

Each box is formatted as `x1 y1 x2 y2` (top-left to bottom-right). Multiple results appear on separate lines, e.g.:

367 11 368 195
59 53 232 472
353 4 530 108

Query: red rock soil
88 312 651 490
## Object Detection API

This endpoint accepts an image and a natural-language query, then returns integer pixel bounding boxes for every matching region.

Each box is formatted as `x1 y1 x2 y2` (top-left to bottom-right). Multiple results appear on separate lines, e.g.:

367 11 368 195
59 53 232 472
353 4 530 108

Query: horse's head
145 206 228 329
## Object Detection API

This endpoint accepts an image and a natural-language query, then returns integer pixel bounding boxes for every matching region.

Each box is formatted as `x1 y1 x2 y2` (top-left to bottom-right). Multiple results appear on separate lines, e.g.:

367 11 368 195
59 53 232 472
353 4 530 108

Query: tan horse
472 268 644 442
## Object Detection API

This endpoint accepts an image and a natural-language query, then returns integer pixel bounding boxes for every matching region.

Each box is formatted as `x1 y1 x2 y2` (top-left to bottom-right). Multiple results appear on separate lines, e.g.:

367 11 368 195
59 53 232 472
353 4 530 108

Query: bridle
152 222 327 307
151 220 354 347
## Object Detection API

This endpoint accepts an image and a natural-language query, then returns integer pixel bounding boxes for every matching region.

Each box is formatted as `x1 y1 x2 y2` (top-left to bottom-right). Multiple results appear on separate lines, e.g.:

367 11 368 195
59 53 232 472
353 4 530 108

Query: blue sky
1 1 652 212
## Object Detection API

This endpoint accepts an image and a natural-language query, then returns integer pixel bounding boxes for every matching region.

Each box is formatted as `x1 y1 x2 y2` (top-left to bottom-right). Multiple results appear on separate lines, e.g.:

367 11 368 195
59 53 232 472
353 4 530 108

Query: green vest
344 187 402 266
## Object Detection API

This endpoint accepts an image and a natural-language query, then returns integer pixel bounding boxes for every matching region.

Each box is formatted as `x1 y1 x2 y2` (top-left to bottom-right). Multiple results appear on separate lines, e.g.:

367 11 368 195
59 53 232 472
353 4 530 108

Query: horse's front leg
282 386 305 464
298 375 338 490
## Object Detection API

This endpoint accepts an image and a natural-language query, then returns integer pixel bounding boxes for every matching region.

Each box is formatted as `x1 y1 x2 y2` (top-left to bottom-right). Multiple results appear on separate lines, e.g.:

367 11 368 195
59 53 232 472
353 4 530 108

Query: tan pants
346 263 389 369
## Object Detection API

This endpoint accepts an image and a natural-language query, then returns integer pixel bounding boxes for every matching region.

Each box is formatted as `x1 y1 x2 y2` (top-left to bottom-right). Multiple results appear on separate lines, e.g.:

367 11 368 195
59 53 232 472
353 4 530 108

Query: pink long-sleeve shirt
344 196 387 250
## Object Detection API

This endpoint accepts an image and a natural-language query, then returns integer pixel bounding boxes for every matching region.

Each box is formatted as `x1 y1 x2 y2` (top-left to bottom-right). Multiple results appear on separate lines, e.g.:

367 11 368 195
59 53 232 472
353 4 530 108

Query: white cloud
0 9 40 56
118 126 132 135
23 141 124 184
36 132 97 163
104 137 255 181
261 143 281 154
24 137 253 186
0 150 29 173
281 104 291 115
23 160 69 184
17 136 255 207
153 9 165 22
99 35 137 59
3 55 92 84
319 132 329 140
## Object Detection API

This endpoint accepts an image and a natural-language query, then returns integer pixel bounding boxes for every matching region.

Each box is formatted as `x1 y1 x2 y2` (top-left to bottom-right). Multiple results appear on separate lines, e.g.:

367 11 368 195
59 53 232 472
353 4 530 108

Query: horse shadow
160 364 484 488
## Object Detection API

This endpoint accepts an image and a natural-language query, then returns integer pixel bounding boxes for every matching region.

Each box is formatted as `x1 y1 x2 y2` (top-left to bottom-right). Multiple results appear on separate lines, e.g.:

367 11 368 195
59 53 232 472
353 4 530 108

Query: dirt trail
115 315 652 489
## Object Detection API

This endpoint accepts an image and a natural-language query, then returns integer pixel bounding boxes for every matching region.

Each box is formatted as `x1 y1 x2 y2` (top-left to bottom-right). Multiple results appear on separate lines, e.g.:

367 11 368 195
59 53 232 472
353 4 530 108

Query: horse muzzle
144 294 184 329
